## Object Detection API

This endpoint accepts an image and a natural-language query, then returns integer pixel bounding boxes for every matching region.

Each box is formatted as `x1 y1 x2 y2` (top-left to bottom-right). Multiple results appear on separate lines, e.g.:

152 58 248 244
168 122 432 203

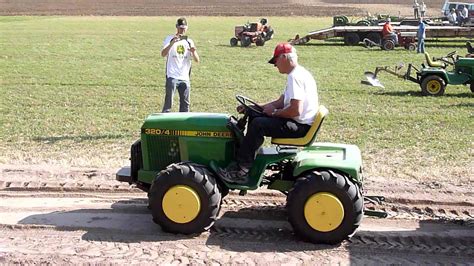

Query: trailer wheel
421 75 446 96
148 162 222 234
286 170 363 244
344 33 360 46
366 32 381 44
230 37 238 47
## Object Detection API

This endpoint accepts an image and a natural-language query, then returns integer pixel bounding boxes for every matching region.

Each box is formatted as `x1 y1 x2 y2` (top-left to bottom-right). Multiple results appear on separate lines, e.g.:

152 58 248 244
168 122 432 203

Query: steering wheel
236 95 264 115
447 50 458 64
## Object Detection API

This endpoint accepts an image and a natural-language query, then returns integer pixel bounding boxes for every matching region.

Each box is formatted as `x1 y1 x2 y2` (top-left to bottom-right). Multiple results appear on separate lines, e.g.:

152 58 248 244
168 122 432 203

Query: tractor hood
141 112 231 136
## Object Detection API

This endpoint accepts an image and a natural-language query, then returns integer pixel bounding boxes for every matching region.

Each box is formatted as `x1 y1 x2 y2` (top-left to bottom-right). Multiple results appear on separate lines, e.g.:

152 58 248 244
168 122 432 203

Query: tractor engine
129 113 235 187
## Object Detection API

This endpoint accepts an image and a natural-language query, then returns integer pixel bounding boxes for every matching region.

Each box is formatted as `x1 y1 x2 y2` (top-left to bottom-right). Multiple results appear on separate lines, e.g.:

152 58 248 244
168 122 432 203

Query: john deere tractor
116 95 364 244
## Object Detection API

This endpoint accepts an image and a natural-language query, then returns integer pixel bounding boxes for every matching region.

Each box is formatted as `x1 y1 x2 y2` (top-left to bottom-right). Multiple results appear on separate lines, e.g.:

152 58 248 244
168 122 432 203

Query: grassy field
0 16 472 182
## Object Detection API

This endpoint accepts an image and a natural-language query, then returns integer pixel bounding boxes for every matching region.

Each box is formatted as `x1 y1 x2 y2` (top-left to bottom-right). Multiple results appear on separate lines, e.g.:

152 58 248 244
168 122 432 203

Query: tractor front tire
230 37 238 47
286 170 363 244
421 75 446 96
148 162 222 234
255 37 265 46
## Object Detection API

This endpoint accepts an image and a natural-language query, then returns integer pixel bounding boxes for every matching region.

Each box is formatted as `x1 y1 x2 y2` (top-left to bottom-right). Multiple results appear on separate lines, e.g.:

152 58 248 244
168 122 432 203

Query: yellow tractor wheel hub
427 80 441 94
304 192 344 232
162 185 201 224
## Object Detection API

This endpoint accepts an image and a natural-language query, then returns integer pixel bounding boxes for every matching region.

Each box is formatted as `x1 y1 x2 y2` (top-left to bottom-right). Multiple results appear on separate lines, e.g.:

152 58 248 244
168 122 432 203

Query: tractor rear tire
382 40 395 50
230 37 238 47
241 36 251 47
421 75 446 96
148 162 222 234
286 170 363 244
344 33 360 46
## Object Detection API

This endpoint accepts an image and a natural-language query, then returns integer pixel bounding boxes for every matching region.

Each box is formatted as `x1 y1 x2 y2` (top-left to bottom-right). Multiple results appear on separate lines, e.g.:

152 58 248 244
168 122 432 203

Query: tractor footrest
116 167 133 183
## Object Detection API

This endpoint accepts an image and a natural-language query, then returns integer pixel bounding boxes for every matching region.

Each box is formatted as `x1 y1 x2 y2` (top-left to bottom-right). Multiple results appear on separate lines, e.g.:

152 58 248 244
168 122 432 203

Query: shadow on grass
33 134 127 143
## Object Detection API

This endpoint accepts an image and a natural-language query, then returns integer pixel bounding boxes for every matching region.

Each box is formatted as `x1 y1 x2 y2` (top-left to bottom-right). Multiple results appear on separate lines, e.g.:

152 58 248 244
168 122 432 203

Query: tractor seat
271 105 328 147
424 52 446 68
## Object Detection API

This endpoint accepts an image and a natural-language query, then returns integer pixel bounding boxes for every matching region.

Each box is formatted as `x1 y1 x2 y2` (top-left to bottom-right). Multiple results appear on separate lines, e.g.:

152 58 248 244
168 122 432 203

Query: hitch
361 63 420 88
364 195 388 218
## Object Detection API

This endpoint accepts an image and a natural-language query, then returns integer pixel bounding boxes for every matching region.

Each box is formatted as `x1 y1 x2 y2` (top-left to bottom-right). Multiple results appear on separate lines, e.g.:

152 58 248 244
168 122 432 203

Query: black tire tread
148 162 221 234
286 170 363 244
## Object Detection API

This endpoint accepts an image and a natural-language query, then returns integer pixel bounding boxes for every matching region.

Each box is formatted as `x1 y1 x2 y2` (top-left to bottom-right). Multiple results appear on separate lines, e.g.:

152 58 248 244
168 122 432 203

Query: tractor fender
419 70 448 84
291 143 363 183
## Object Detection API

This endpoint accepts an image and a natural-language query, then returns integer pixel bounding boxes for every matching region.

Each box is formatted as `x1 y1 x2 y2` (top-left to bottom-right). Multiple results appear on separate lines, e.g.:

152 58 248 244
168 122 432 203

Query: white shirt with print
163 35 195 81
283 65 319 125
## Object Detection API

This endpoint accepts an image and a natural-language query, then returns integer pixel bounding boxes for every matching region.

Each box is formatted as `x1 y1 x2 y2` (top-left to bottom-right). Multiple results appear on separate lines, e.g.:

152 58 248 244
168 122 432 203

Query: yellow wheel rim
304 192 344 232
426 80 441 94
162 185 201 224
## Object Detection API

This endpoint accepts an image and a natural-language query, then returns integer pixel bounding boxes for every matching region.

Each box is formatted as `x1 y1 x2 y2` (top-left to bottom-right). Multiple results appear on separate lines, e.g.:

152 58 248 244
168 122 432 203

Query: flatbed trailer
291 25 473 45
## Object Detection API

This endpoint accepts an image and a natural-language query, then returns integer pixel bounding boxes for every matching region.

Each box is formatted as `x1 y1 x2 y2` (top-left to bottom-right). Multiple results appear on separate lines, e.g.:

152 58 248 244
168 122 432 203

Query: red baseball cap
268 43 294 64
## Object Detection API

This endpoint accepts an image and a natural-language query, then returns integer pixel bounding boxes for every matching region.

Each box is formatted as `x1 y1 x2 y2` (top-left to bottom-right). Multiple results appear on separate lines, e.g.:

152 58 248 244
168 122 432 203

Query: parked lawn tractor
116 95 381 244
362 50 474 96
230 18 274 47
363 31 417 51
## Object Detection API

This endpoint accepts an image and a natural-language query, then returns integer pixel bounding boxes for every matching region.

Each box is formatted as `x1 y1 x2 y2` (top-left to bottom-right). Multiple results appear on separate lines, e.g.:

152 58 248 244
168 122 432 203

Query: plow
362 50 474 96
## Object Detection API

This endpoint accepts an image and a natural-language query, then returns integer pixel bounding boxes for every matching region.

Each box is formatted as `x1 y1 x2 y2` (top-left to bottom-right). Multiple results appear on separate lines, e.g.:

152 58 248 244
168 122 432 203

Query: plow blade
361 71 384 88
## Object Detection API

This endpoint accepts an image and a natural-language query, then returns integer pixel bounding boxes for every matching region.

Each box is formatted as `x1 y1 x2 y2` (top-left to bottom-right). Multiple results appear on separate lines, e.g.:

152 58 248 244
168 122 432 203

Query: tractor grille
146 135 180 171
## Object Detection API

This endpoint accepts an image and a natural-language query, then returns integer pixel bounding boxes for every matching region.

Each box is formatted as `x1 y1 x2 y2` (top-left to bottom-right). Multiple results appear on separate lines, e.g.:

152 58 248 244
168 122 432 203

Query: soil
1 0 472 264
0 164 472 264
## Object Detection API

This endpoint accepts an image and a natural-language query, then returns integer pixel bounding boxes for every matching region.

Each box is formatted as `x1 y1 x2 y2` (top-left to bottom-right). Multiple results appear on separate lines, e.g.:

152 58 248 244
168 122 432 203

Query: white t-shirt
162 35 195 81
283 65 318 125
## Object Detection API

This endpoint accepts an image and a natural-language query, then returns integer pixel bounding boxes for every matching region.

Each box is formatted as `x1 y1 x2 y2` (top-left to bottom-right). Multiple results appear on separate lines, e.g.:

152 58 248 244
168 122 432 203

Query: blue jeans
162 77 190 113
417 38 425 53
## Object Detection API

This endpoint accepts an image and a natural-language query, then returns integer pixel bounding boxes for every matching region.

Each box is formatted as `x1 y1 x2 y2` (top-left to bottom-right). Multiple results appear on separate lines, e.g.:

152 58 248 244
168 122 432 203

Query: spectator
420 1 427 18
459 5 469 25
413 0 420 19
417 18 426 54
161 17 200 113
447 8 457 25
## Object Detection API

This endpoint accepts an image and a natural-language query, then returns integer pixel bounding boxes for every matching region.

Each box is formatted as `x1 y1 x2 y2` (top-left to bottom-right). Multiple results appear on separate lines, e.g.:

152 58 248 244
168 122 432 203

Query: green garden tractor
116 95 366 244
362 51 474 96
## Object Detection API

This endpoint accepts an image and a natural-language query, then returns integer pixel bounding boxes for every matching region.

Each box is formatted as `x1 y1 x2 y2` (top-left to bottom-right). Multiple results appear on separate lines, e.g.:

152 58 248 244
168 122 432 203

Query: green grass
0 16 472 182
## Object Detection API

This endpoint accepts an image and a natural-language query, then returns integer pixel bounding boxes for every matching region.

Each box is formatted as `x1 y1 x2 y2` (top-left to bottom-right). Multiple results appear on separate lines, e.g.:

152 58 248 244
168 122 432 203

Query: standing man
217 43 319 184
413 0 420 19
420 1 427 18
417 18 426 54
161 17 200 113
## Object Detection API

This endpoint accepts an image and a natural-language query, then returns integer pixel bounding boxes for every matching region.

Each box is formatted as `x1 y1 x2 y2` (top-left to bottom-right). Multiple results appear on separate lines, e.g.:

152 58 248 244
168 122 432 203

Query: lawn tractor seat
271 105 328 147
424 52 446 68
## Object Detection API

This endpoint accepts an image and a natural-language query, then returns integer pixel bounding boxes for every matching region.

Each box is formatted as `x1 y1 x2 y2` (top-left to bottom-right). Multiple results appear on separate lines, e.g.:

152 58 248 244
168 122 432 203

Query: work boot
216 162 249 184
